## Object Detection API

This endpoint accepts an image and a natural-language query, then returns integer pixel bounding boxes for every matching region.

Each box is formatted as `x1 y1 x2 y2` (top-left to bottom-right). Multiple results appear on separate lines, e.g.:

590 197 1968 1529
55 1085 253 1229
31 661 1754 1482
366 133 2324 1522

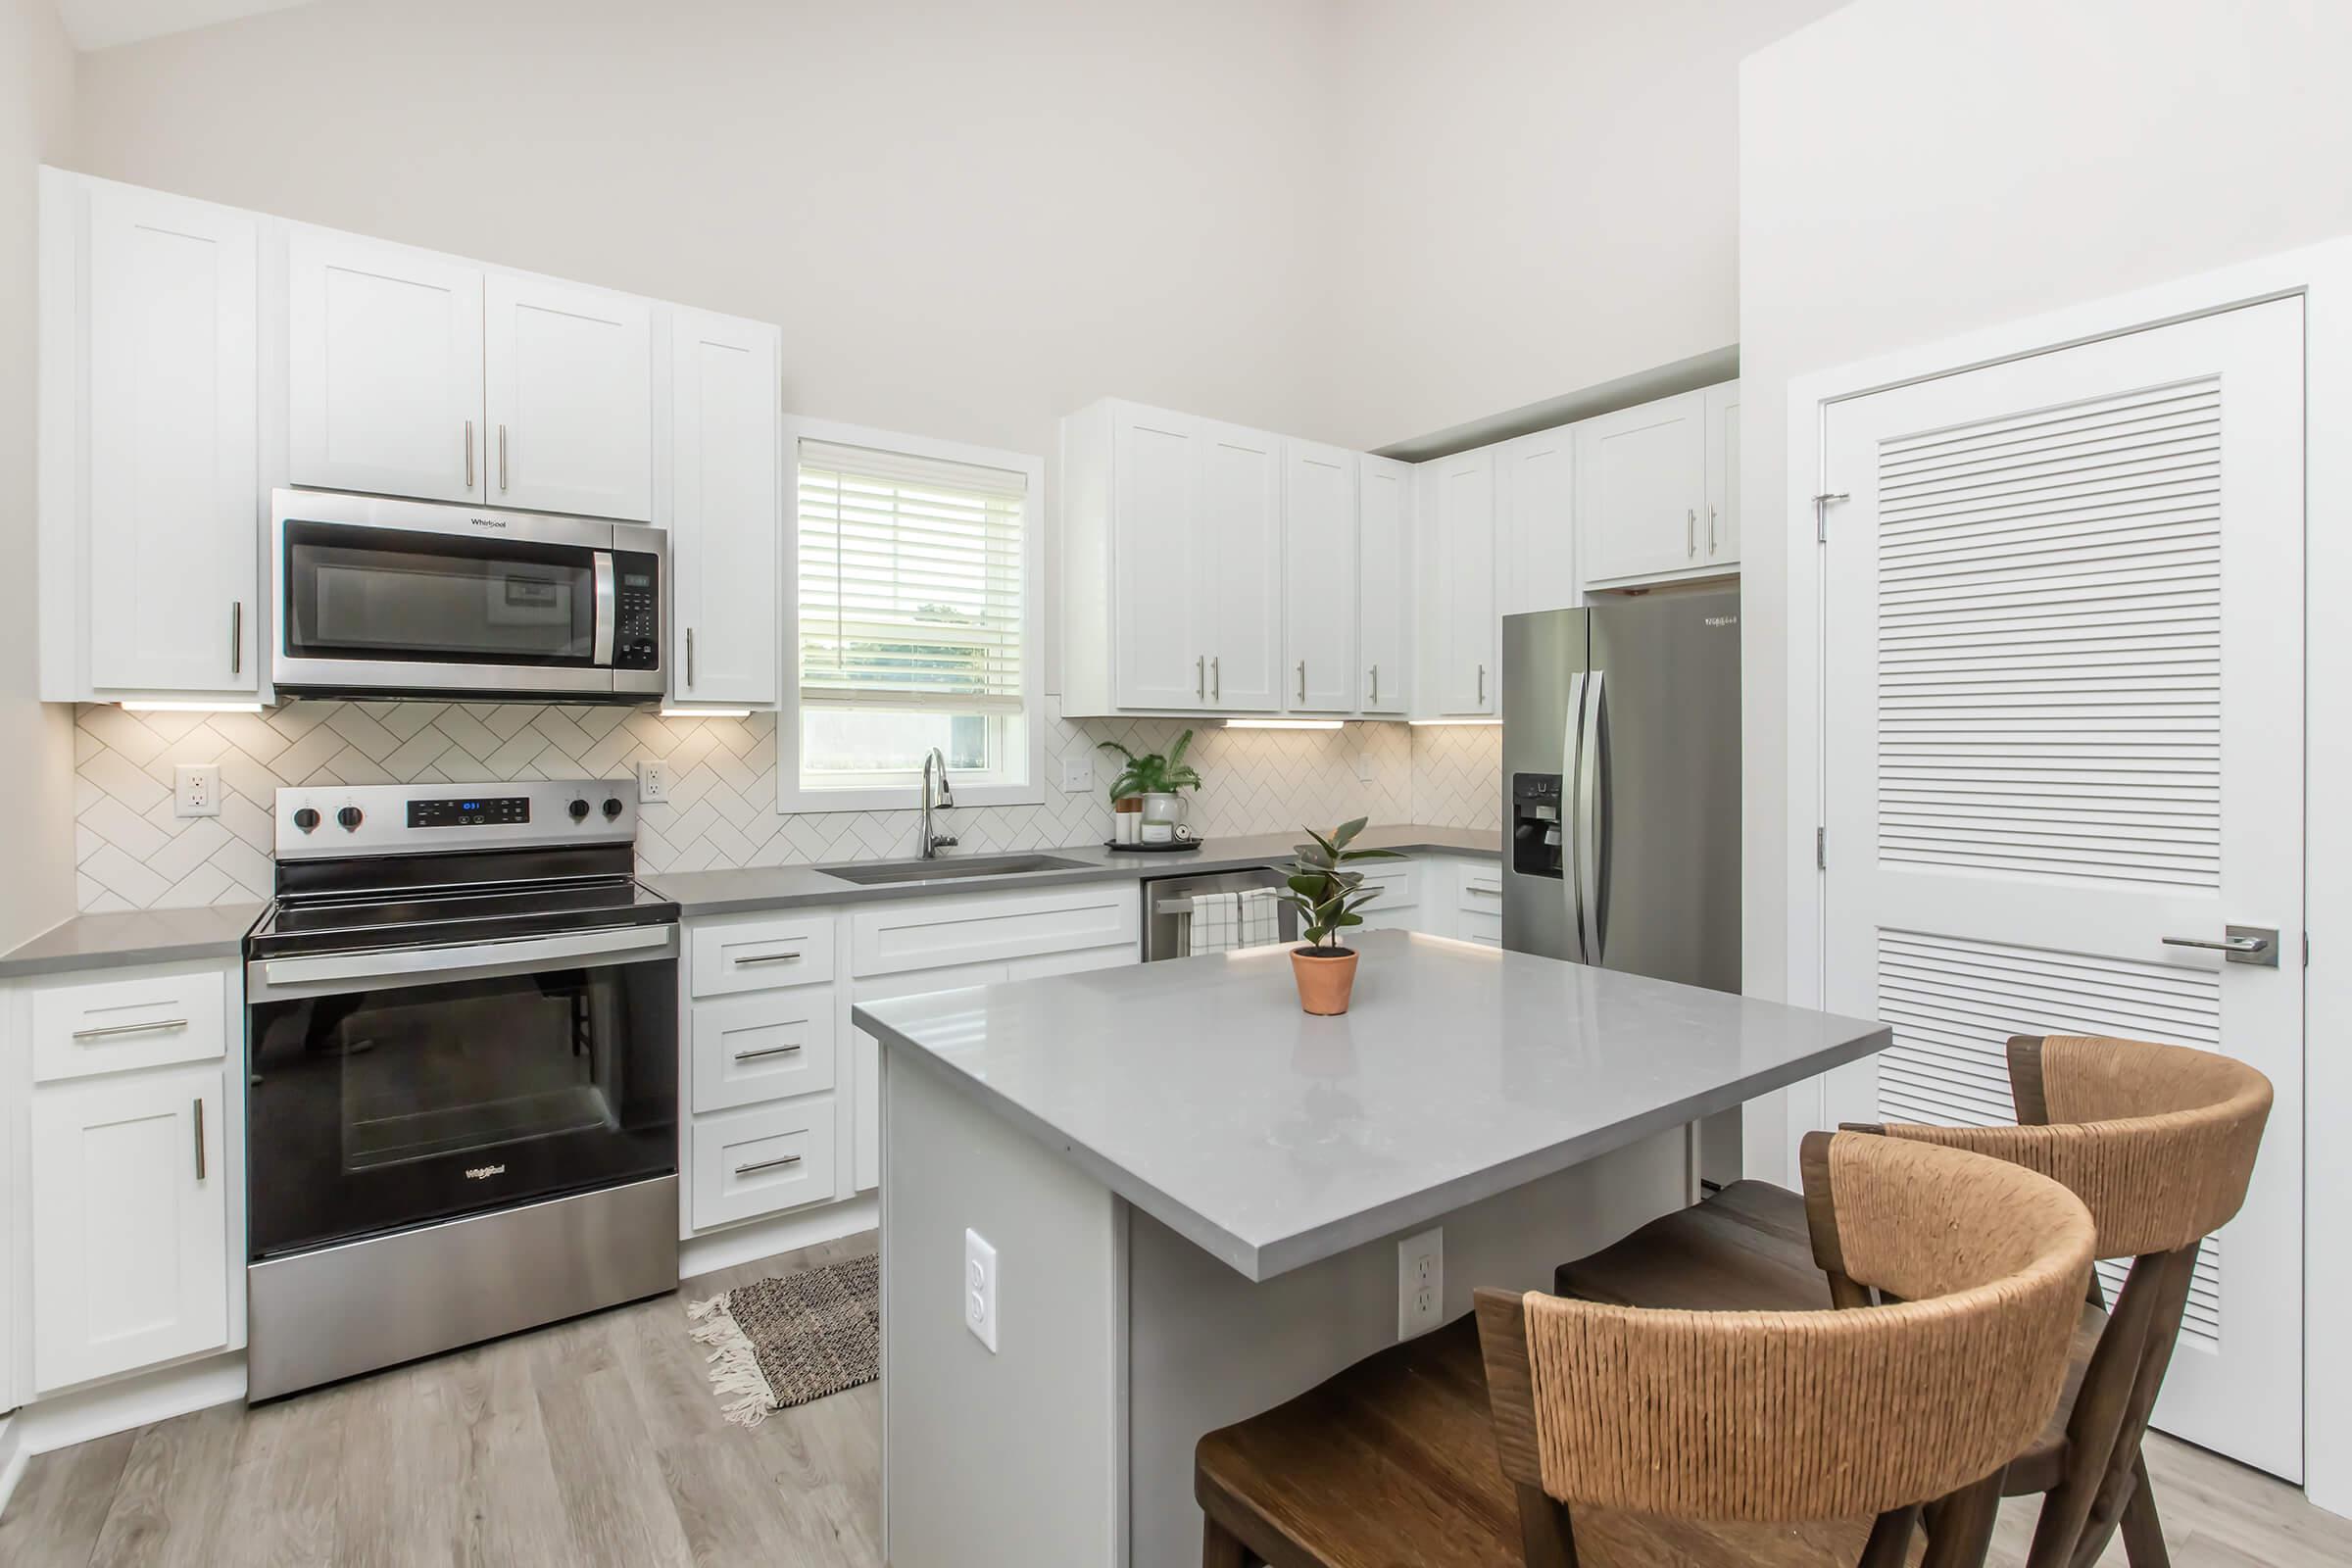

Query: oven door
245 924 679 1261
270 489 664 699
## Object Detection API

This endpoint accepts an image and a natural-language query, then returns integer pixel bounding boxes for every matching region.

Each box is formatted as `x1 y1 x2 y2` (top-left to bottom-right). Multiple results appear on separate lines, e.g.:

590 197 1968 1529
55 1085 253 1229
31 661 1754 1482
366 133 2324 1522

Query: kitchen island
853 930 1889 1568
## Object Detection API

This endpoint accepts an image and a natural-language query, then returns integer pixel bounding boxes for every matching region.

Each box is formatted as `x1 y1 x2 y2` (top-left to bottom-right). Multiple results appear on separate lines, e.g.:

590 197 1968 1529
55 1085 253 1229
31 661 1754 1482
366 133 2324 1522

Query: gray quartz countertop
853 929 1889 1281
644 823 1499 917
0 903 264 980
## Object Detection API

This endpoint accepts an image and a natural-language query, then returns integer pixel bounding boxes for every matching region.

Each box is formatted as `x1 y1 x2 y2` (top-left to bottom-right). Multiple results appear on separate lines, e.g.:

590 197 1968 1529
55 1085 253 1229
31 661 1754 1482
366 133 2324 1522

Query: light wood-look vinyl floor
2 1228 2344 1566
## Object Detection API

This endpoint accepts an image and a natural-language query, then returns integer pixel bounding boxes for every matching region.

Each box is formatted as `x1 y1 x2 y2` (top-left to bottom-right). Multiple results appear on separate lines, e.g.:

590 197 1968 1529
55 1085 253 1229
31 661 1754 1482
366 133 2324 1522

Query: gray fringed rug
685 1253 880 1426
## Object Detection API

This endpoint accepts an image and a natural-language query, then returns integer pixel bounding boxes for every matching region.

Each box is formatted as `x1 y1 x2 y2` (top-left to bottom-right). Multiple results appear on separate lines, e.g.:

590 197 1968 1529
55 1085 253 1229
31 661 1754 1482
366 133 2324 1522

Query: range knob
292 808 319 833
568 798 591 820
602 797 625 820
335 807 364 831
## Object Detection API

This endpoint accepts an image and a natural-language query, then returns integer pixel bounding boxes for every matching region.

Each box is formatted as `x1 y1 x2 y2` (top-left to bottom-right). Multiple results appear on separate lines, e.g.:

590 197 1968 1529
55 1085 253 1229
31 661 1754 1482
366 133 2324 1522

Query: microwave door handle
592 551 616 666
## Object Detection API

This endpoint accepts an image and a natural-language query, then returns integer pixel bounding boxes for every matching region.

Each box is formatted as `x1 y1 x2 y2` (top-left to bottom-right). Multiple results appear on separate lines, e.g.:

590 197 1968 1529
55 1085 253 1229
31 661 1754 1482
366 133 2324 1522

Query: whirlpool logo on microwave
468 516 510 528
465 1163 508 1181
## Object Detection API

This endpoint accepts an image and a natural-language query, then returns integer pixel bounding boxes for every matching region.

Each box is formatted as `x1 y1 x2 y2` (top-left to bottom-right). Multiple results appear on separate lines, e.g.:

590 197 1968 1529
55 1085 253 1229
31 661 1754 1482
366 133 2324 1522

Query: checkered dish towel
1183 887 1284 956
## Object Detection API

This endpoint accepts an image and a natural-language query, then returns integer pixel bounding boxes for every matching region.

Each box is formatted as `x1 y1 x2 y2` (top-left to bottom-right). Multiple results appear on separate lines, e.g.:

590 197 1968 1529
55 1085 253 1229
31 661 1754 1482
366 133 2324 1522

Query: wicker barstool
1194 1131 2096 1568
1555 1034 2272 1568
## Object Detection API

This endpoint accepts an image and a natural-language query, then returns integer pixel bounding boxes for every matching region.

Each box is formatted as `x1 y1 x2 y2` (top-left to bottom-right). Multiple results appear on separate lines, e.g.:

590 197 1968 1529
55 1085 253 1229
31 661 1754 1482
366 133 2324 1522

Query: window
780 420 1044 812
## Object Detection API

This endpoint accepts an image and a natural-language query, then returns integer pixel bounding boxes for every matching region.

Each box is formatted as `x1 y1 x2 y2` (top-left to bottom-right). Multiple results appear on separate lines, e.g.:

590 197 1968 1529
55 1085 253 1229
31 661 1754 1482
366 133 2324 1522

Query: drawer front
1353 862 1417 912
1456 865 1503 915
1458 907 1503 949
690 988 838 1114
690 911 838 998
851 884 1140 978
689 1098 840 1231
32 965 227 1083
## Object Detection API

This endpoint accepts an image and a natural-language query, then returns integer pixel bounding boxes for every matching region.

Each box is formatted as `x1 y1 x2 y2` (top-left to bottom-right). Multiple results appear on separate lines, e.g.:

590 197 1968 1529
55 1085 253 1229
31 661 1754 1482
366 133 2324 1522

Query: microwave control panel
614 552 661 670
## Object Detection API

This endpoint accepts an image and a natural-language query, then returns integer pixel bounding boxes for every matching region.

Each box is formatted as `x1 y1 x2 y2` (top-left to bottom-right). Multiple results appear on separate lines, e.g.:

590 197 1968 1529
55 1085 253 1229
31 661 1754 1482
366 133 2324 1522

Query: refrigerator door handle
1574 669 1606 964
1562 671 1589 962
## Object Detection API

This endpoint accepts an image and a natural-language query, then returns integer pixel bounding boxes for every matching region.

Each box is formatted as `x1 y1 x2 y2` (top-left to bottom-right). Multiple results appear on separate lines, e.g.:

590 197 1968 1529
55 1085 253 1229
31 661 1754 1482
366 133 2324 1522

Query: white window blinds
796 439 1027 711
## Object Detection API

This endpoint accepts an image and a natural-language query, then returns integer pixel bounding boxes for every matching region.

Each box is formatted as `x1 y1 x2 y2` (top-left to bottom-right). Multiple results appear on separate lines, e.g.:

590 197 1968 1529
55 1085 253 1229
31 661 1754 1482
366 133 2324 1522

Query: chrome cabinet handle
498 423 509 492
465 419 475 490
229 602 243 676
1465 883 1500 898
1477 663 1486 706
1707 504 1718 554
731 950 803 966
74 1016 189 1040
193 1097 206 1181
733 1042 804 1062
1297 661 1305 702
733 1152 802 1178
2162 927 2280 967
686 627 696 689
1688 508 1697 558
1211 656 1220 702
1196 655 1205 700
1369 663 1379 705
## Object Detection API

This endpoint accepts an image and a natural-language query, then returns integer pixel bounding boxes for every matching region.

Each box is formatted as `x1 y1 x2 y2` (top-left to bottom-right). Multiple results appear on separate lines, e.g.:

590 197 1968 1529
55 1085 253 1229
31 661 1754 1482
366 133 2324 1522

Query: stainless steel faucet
920 748 958 858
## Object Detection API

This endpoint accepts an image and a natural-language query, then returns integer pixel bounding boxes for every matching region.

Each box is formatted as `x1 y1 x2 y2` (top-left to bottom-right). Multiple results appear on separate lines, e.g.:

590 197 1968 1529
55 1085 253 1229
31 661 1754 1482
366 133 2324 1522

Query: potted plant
1278 817 1402 1014
1097 731 1203 843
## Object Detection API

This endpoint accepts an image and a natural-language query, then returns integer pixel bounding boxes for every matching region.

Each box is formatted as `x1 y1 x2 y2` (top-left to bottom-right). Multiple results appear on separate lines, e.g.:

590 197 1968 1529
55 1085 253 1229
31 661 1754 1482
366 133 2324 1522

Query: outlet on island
1396 1226 1444 1340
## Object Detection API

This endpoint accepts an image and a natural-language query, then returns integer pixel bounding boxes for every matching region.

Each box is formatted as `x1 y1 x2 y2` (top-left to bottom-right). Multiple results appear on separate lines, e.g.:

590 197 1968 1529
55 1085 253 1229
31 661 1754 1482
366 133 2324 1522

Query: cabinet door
30 1064 228 1393
1356 455 1412 714
1575 390 1706 585
483 272 654 520
1202 419 1283 710
1496 427 1576 615
669 309 780 706
1430 449 1495 714
1703 380 1740 567
85 183 259 694
1111 406 1208 709
1282 439 1354 712
286 226 483 505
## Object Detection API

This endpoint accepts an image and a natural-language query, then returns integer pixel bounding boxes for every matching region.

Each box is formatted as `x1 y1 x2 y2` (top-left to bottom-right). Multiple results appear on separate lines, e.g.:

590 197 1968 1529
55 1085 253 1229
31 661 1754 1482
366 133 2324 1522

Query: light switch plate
1354 748 1376 784
1396 1226 1443 1340
173 764 220 818
1059 755 1093 794
964 1228 1000 1353
636 760 670 803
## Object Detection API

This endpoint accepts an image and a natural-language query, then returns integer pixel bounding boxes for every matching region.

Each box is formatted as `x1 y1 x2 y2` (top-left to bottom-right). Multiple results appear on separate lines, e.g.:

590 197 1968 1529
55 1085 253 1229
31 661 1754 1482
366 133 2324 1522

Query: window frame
776 415 1046 815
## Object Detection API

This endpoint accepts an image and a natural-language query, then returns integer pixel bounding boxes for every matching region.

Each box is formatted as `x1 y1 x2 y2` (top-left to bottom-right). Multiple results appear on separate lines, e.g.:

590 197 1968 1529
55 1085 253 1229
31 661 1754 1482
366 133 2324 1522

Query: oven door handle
592 551 617 667
256 924 673 995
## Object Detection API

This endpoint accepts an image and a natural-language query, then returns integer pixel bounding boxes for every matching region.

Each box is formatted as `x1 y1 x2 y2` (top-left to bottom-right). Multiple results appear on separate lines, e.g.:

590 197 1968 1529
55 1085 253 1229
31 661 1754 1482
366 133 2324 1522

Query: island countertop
853 929 1890 1281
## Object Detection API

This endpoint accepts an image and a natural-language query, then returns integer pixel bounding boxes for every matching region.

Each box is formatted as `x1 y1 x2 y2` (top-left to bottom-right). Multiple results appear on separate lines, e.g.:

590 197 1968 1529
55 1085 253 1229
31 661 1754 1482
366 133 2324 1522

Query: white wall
1738 0 2352 1174
2 0 80 952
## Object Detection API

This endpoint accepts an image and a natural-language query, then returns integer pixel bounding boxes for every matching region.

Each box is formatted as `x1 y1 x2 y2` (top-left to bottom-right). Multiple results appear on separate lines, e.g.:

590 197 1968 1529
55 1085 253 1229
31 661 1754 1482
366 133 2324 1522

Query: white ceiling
51 0 314 51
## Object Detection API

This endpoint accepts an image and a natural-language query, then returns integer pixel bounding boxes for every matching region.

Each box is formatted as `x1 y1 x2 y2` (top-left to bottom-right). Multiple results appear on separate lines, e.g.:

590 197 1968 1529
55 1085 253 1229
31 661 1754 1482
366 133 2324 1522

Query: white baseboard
3 1351 245 1494
0 1413 24 1522
680 1193 878 1282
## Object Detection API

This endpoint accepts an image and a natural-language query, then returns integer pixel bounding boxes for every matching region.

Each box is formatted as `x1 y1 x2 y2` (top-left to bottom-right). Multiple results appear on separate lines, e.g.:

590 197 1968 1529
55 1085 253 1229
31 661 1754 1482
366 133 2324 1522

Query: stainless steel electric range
243 779 679 1401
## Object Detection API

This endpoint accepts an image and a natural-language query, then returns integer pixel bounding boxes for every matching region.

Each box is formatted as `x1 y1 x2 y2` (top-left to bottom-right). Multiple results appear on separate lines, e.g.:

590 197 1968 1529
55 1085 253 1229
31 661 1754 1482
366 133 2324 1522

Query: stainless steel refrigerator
1501 592 1742 1177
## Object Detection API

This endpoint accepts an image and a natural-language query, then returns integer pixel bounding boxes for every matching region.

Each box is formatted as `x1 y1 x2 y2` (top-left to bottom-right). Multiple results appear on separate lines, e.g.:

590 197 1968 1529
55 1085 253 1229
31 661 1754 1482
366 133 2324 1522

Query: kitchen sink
815 853 1097 886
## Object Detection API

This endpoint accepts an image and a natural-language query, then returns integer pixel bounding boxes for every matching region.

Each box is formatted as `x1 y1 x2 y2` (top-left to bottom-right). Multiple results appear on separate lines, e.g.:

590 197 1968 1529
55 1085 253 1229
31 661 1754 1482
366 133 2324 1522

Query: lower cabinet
28 1061 229 1394
688 1097 840 1231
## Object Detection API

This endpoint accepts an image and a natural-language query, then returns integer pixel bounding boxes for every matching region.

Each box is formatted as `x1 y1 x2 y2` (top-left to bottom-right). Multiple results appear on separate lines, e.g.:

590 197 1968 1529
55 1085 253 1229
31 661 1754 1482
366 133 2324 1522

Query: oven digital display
408 796 530 828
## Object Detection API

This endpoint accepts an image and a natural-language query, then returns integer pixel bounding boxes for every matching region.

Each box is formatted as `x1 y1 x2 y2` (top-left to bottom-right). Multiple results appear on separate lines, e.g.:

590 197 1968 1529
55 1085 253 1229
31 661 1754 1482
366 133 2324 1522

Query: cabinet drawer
690 988 838 1113
1456 866 1503 915
690 911 837 998
689 1098 839 1231
32 965 226 1083
1458 907 1503 949
851 884 1140 978
1353 863 1417 912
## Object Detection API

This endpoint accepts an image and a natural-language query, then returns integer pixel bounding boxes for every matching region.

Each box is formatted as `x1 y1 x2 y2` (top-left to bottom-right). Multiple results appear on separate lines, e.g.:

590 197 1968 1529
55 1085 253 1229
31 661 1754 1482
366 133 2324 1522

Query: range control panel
275 780 638 859
409 795 531 828
613 550 662 671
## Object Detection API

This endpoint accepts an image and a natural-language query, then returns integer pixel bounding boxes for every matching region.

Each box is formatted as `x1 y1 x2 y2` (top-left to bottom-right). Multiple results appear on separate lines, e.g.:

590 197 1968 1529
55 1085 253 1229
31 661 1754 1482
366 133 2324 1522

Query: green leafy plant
1281 817 1403 953
1096 730 1203 800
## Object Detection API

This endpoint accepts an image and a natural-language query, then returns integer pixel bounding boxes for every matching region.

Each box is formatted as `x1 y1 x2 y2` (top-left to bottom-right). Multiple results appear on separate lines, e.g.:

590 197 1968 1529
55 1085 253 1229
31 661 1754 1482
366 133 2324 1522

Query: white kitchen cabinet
286 226 484 504
29 1062 229 1393
1419 448 1496 716
1703 380 1741 569
1357 455 1413 714
668 308 781 706
1283 439 1356 712
689 1097 839 1230
1103 403 1207 709
484 272 654 520
1495 426 1576 616
39 173 259 701
1201 419 1283 711
1576 389 1709 587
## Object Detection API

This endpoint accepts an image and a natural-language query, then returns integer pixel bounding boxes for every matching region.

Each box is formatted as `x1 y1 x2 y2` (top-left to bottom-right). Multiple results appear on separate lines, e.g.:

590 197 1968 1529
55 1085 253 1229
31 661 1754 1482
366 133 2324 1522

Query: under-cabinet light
659 708 754 719
121 701 266 713
1223 718 1345 731
1406 717 1501 727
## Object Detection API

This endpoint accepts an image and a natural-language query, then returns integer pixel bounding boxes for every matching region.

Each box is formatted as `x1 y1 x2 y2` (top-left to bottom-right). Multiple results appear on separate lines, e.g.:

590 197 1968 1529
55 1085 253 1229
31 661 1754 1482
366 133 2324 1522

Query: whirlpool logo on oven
465 1163 508 1181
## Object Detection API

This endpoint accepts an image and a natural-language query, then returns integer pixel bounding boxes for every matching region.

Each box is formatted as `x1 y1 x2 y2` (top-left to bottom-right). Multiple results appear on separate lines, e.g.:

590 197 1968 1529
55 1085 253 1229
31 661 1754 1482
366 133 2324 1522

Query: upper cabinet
1495 426 1576 617
1420 448 1496 717
669 309 782 708
1201 420 1283 711
286 228 654 521
1356 455 1413 715
1703 380 1740 570
1283 439 1356 713
39 173 259 702
1576 386 1739 589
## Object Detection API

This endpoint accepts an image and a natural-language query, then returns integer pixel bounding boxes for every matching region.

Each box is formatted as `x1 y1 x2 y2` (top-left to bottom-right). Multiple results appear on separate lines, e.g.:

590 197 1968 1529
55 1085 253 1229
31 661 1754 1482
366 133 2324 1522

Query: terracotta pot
1290 945 1359 1015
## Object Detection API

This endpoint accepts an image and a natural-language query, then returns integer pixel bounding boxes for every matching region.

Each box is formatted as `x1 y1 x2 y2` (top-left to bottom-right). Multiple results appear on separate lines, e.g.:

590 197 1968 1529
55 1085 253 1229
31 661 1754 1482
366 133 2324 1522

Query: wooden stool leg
1922 1473 2004 1568
2119 1452 2173 1568
1202 1514 1256 1568
1860 1505 1919 1568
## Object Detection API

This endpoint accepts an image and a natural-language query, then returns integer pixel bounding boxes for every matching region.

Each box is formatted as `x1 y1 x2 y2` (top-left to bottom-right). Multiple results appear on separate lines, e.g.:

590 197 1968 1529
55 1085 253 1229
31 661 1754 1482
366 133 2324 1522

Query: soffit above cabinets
52 0 314 53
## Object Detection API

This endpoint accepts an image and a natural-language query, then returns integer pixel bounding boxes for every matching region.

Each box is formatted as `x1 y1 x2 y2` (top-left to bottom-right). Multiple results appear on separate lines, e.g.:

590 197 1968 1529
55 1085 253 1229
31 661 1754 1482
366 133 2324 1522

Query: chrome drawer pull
1465 884 1500 898
732 1043 805 1062
731 951 802 966
733 1152 803 1178
464 419 475 490
193 1097 206 1181
73 1017 189 1041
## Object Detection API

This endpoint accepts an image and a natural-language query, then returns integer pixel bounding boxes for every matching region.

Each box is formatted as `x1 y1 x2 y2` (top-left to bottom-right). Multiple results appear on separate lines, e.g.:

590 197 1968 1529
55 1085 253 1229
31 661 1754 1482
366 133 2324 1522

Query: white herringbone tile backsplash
68 698 1477 912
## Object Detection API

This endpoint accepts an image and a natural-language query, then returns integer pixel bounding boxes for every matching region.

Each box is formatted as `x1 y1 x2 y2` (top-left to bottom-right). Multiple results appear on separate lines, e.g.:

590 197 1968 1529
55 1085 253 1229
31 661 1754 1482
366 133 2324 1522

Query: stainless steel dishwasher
1140 865 1298 960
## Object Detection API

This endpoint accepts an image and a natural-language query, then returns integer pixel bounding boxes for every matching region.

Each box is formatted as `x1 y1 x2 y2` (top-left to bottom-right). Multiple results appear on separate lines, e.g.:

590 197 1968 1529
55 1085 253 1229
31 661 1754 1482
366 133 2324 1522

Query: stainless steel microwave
270 489 665 703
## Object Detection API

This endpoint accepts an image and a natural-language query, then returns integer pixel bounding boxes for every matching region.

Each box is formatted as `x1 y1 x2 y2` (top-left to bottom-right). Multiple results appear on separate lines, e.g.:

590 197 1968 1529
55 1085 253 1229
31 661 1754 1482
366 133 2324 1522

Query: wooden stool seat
1195 1313 1885 1568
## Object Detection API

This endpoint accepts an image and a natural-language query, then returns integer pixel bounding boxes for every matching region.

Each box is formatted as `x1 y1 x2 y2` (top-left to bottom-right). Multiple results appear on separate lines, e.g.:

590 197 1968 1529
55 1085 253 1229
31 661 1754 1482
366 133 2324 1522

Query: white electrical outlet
964 1228 1000 1352
636 760 670 803
1396 1226 1444 1340
173 764 220 818
1059 754 1094 794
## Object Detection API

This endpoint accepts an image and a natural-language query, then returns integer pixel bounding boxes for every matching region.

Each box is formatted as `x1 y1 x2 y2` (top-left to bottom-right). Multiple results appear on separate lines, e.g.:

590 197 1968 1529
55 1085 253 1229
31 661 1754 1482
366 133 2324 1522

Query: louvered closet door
1819 299 2304 1479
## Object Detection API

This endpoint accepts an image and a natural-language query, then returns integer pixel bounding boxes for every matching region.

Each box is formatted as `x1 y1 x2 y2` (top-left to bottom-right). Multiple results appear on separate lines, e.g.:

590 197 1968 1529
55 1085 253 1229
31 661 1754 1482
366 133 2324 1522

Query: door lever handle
2162 926 2279 967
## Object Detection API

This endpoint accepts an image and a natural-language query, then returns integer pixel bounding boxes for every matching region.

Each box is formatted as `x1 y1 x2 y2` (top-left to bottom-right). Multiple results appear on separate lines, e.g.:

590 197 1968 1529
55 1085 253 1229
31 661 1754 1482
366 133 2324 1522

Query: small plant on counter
1280 817 1402 1015
1094 731 1203 801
